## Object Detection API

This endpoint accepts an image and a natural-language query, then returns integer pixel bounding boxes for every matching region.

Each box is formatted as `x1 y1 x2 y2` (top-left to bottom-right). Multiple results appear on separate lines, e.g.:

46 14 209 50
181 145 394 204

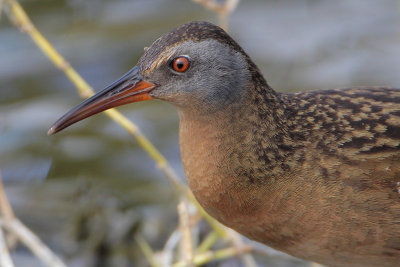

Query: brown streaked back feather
285 87 400 159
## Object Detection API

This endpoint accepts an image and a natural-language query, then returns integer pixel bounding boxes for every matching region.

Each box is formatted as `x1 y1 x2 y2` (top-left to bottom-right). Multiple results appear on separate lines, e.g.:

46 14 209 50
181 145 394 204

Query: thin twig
0 172 15 221
192 0 240 31
161 229 181 267
0 225 14 267
0 170 17 249
0 218 67 267
136 235 161 267
196 231 219 253
178 199 194 267
217 0 240 31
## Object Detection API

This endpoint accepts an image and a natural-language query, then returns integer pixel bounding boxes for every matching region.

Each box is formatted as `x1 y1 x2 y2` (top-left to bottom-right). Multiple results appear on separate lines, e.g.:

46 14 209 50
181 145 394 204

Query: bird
48 21 400 266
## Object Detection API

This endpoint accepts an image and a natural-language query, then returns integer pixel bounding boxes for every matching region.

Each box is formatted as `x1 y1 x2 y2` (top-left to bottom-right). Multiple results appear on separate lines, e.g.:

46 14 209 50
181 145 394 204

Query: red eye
171 56 190 72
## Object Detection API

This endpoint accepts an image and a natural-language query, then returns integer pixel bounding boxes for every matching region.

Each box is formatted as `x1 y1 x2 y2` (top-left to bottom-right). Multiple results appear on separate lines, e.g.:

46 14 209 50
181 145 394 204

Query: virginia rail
49 22 400 266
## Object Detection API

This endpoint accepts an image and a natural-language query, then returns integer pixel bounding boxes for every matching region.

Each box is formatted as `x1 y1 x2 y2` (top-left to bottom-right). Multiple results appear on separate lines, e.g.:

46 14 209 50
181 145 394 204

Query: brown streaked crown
138 21 247 71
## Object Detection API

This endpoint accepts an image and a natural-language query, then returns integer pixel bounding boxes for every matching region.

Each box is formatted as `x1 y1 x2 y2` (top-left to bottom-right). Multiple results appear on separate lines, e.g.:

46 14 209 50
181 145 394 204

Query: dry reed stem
161 229 181 267
0 218 67 267
178 199 194 266
192 0 240 31
0 171 18 251
0 225 14 267
0 173 15 221
196 231 218 253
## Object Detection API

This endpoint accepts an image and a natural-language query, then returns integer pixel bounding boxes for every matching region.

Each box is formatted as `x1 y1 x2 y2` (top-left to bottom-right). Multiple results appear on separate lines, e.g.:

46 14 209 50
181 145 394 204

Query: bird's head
48 21 252 135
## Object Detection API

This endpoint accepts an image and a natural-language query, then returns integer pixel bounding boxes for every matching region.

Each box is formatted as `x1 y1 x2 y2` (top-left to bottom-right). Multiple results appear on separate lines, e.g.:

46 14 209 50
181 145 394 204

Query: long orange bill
48 66 156 135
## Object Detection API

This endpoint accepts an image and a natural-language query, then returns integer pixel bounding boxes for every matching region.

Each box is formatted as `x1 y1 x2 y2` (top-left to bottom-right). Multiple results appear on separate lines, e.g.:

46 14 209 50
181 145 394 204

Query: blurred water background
1 0 400 266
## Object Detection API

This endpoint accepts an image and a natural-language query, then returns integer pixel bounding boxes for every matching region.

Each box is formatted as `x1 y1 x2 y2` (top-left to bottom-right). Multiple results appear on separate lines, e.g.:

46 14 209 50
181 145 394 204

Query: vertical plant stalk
0 172 15 221
178 199 194 266
0 172 17 253
192 0 240 31
161 229 181 267
0 170 18 250
0 225 14 267
0 172 14 267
